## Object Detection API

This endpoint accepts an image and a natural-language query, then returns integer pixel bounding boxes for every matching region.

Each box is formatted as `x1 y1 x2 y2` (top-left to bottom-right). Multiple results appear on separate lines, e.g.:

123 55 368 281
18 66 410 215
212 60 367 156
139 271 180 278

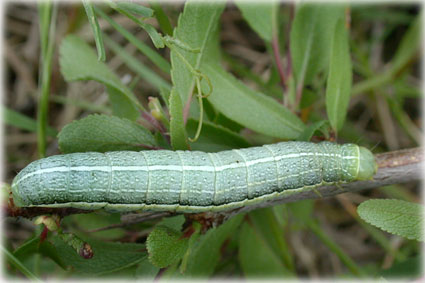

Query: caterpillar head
357 146 378 180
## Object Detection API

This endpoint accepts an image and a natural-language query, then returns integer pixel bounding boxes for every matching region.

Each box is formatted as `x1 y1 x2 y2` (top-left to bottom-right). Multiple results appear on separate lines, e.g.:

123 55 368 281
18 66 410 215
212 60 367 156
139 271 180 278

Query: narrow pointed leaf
235 0 277 42
326 18 352 132
290 4 344 87
202 63 305 139
171 1 225 103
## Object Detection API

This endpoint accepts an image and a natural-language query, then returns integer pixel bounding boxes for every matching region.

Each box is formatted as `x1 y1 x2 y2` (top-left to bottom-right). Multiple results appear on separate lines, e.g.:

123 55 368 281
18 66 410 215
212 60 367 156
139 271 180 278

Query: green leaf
388 97 421 145
287 200 315 226
3 107 57 137
59 35 142 120
2 245 41 281
380 256 422 279
299 88 320 109
238 223 289 278
187 119 251 152
95 6 170 74
357 199 424 242
135 256 160 279
159 86 171 107
106 87 139 121
37 1 56 157
297 120 330 141
13 236 67 270
180 214 244 277
171 1 225 103
64 213 125 241
149 0 173 36
169 88 189 150
157 215 186 231
290 4 344 87
202 63 305 139
114 1 154 17
222 53 282 99
58 114 157 153
235 0 277 42
82 0 105 61
51 236 146 276
109 1 164 49
146 225 189 268
351 14 421 97
390 14 420 76
325 18 352 132
240 208 294 276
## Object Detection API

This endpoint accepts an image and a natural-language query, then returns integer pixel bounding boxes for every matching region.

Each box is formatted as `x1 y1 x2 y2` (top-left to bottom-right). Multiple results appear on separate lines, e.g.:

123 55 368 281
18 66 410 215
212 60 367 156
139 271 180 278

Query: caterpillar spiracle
11 141 377 213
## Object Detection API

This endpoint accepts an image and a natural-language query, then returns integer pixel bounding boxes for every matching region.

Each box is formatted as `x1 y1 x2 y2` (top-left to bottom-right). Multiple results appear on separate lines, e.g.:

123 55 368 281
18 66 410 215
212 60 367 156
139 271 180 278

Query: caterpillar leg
335 183 346 192
312 188 323 198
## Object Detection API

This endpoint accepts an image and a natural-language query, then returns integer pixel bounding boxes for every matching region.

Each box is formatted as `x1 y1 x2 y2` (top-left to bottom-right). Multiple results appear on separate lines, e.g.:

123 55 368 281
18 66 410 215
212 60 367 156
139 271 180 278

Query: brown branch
5 148 423 227
213 147 423 224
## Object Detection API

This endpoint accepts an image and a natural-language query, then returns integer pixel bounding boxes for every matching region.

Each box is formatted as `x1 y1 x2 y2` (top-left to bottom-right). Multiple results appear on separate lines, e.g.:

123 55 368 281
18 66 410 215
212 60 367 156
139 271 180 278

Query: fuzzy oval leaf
358 199 424 242
58 114 157 153
59 35 141 120
326 18 352 132
202 63 305 139
171 1 225 103
146 225 189 268
235 0 277 42
290 4 344 87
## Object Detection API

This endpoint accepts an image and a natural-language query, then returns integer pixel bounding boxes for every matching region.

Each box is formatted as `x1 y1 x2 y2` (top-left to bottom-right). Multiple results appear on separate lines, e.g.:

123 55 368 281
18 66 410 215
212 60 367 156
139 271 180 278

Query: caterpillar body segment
11 141 377 213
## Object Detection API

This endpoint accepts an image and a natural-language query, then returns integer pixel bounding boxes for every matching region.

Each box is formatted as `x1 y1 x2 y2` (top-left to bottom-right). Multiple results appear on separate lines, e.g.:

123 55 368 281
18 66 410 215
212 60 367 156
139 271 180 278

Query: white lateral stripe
15 151 357 185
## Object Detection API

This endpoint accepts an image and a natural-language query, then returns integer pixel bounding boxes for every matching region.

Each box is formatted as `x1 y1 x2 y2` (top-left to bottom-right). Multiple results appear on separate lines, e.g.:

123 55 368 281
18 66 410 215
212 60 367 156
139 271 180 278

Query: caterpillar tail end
357 147 378 180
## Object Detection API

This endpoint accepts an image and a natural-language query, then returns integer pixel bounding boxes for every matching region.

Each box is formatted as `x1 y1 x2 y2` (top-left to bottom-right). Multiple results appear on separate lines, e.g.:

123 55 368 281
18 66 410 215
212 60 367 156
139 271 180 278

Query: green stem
188 79 204 142
2 245 42 281
37 1 56 157
351 71 392 96
307 220 366 277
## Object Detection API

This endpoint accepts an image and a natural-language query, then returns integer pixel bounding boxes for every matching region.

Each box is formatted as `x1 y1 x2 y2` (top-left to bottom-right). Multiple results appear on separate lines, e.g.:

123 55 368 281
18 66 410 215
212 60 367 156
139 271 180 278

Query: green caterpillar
11 141 377 213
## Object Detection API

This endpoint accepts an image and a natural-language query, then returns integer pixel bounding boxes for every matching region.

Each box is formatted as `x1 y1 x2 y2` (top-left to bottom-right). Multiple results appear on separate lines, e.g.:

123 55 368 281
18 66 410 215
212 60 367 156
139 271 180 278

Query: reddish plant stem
138 144 163 150
182 91 193 125
285 5 294 79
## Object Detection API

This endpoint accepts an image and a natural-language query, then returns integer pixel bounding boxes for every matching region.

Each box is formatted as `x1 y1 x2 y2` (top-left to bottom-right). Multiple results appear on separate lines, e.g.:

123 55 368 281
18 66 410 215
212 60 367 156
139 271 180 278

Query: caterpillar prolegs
11 141 377 213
